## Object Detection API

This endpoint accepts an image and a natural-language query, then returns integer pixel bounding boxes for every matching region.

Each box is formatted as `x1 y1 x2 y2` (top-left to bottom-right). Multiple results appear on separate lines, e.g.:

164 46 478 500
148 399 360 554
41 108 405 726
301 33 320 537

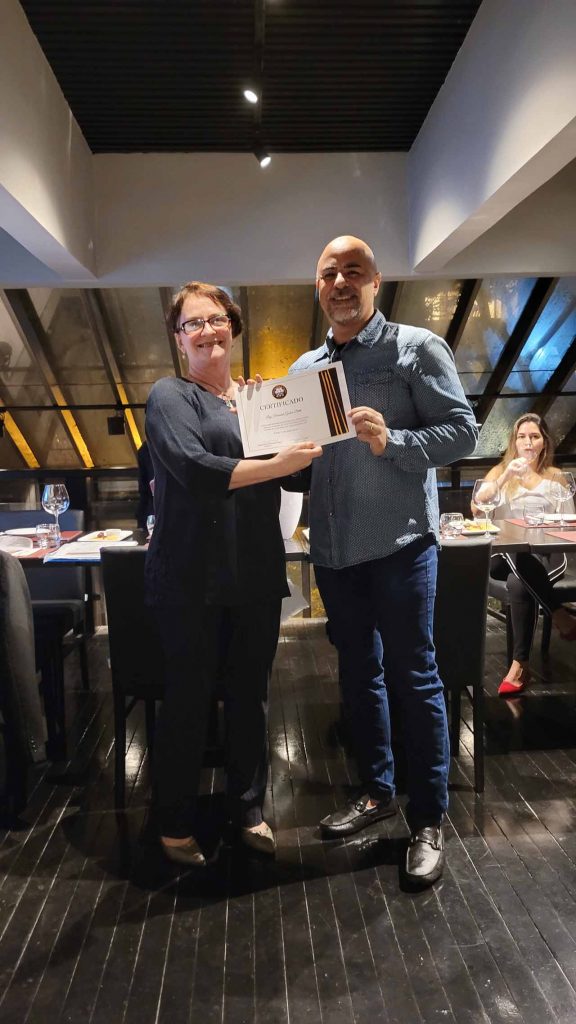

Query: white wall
93 152 409 285
409 0 576 272
0 0 95 278
444 158 576 276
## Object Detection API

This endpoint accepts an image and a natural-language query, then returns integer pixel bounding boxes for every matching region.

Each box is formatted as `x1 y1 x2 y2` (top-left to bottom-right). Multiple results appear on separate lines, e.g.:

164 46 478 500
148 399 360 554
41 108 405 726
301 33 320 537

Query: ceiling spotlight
243 88 259 104
254 144 271 168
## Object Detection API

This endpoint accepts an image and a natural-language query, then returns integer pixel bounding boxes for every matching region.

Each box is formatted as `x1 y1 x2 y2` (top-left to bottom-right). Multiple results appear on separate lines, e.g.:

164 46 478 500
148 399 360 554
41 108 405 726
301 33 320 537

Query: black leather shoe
405 826 444 885
320 793 397 838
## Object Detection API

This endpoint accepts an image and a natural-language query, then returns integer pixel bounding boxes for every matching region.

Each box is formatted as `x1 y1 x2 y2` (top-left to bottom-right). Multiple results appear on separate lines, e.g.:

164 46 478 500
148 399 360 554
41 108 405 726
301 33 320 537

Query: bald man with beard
289 236 478 887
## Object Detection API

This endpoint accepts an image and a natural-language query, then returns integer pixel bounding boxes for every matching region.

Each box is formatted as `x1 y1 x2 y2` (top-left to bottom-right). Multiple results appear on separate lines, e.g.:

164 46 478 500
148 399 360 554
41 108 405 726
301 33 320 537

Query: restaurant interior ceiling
1 1 576 471
18 0 482 154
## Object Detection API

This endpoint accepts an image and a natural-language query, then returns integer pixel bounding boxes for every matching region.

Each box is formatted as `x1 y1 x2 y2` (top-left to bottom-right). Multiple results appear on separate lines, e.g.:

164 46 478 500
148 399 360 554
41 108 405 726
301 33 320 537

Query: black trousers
153 600 282 837
491 551 567 662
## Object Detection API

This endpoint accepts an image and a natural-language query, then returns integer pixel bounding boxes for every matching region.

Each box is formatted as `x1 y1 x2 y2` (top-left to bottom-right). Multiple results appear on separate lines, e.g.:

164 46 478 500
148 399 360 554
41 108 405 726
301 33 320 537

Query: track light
107 410 125 436
254 144 271 168
243 88 259 104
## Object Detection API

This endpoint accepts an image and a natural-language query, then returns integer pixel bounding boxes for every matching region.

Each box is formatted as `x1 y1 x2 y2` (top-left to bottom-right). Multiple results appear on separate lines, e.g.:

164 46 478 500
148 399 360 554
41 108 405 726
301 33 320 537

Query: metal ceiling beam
0 392 39 468
81 292 141 455
1 289 94 468
159 288 183 377
473 278 557 425
444 279 480 352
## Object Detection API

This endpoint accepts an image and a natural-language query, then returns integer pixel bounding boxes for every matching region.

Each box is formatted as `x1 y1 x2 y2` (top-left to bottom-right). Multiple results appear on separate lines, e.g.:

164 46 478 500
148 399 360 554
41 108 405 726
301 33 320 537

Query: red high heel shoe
498 668 530 698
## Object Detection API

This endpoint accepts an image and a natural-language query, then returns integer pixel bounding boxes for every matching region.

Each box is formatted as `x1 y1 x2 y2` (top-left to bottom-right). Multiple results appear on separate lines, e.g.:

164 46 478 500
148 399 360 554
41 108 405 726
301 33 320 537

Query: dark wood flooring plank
252 885 289 1024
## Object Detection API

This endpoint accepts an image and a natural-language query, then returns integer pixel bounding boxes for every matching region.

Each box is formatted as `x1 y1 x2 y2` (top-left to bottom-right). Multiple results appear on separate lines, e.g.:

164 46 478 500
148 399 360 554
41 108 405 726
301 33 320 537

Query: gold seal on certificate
236 363 355 457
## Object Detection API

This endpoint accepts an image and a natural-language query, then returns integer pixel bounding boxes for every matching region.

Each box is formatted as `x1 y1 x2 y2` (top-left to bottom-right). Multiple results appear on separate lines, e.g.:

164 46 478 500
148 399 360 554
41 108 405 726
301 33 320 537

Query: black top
145 376 290 607
136 440 154 529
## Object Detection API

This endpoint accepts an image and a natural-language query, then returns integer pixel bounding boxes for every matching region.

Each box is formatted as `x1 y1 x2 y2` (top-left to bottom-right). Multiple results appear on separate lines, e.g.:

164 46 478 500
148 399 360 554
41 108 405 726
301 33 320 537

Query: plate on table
2 527 41 536
79 529 133 544
462 520 500 535
544 513 576 523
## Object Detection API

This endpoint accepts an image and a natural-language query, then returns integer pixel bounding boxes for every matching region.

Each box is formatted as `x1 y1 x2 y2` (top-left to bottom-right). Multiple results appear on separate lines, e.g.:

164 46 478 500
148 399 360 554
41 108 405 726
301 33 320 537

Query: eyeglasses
178 314 230 335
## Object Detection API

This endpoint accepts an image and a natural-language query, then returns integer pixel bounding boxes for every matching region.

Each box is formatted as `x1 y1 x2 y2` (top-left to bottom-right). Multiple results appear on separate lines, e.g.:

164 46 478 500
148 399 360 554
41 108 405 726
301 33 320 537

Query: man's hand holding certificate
236 363 355 457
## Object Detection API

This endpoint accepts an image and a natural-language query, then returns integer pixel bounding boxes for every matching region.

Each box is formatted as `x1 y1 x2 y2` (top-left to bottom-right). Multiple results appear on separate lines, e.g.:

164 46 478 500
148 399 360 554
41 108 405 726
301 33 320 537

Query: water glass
439 512 464 538
523 499 546 527
46 523 61 547
34 523 51 548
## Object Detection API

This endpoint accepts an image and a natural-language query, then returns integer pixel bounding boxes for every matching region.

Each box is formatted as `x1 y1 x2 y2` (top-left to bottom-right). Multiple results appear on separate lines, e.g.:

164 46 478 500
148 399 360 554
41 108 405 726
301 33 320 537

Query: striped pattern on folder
319 366 348 436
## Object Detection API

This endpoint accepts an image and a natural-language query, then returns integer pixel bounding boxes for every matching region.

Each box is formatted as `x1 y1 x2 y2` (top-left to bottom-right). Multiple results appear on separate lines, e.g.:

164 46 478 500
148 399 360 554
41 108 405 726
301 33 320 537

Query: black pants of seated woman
491 551 567 662
153 600 282 838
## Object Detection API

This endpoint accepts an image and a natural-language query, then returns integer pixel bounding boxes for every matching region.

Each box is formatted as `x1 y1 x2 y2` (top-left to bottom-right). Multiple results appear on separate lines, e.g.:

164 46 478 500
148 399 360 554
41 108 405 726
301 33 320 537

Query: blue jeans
315 536 449 830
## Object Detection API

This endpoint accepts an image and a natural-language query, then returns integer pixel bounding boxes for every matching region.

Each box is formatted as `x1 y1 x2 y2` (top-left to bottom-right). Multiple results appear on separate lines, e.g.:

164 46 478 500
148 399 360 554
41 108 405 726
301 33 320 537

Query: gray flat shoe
160 836 206 867
241 822 276 855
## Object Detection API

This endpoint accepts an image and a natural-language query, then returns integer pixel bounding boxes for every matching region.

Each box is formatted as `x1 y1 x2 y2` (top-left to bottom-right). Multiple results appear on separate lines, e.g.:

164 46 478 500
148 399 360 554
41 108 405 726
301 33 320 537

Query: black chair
101 546 164 809
434 537 492 793
0 509 90 759
0 550 47 825
488 572 576 664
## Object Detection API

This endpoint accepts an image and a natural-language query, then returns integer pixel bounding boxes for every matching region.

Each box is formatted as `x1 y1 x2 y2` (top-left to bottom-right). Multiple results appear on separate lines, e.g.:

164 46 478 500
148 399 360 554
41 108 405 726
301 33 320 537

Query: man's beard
328 298 361 324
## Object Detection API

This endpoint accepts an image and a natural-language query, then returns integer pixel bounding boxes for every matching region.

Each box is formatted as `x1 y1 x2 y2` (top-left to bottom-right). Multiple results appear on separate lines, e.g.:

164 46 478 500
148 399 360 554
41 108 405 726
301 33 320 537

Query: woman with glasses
473 414 576 697
145 281 321 866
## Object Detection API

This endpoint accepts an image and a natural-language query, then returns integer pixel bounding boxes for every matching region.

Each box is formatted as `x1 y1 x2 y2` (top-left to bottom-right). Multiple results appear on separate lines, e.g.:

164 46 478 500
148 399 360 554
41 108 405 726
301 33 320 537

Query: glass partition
394 280 462 339
503 278 576 394
455 277 535 395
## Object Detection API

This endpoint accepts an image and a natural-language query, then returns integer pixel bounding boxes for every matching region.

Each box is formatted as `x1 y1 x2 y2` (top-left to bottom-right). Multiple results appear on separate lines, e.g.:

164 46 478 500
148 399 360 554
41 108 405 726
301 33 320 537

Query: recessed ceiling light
254 144 271 168
243 88 259 104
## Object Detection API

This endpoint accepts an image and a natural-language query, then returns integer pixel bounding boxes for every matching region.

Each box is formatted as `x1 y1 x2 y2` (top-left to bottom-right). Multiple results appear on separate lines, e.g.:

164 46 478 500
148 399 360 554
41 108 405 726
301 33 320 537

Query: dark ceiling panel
20 0 482 153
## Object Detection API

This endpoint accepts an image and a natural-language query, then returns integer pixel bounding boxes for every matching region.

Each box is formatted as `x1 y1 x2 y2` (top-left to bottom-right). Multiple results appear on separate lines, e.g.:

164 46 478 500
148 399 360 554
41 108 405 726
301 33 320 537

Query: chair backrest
0 509 86 602
0 551 47 763
101 546 164 696
434 538 492 692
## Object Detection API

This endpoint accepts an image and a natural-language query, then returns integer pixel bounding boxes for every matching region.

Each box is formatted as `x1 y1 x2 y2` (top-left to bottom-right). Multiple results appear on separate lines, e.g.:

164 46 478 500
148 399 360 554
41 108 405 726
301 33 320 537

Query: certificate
236 363 355 457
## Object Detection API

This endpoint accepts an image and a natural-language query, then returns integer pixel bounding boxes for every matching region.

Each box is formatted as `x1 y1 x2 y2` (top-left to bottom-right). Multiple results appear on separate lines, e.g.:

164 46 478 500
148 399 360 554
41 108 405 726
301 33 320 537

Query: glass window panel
246 286 316 379
455 277 536 393
475 397 534 457
545 396 576 449
28 289 130 464
15 410 81 467
394 280 462 339
0 434 28 469
457 371 493 397
71 405 135 466
99 288 176 384
503 278 576 394
0 295 48 398
561 369 576 393
28 289 110 388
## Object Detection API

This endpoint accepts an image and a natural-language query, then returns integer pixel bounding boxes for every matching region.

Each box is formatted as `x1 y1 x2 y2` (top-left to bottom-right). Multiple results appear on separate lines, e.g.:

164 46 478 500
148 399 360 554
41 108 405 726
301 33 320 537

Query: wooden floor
2 616 576 1023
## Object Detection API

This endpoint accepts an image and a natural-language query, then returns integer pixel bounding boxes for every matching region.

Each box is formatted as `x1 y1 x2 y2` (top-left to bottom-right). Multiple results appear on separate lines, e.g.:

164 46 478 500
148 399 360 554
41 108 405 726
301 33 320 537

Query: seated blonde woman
472 414 576 697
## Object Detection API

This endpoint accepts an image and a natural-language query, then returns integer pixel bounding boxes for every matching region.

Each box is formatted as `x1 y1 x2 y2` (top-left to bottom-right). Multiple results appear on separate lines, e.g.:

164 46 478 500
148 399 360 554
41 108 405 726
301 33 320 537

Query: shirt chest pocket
349 368 411 422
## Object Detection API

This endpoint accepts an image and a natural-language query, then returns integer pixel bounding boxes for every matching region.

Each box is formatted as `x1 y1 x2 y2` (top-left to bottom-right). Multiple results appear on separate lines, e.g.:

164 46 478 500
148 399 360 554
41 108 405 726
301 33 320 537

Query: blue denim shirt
289 310 478 569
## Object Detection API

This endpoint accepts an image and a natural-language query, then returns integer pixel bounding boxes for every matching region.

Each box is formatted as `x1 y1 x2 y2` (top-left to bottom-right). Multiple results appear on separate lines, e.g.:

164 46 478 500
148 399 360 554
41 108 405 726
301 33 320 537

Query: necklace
186 374 236 408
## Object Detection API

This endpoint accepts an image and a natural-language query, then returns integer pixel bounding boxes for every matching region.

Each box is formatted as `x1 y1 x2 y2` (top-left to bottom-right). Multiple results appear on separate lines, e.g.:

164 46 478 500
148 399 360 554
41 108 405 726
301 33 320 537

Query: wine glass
472 478 501 535
41 483 70 541
551 472 576 527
